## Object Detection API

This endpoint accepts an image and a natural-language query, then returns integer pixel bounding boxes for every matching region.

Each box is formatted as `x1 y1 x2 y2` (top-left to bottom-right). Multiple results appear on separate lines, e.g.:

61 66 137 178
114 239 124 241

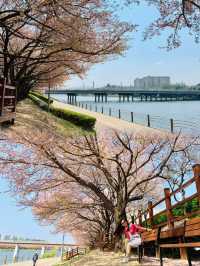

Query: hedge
28 93 96 130
29 90 53 104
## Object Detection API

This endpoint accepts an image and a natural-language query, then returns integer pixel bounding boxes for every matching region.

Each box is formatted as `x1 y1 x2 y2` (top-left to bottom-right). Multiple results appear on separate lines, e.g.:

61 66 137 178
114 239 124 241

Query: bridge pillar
132 95 134 102
119 95 121 102
13 244 19 263
123 95 125 102
127 95 130 102
95 94 97 102
101 93 104 102
105 94 108 102
40 246 45 258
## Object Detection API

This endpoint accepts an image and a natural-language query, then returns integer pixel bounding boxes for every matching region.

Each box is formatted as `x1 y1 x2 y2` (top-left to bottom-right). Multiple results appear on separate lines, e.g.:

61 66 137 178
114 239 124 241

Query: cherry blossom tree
126 0 200 49
0 0 133 100
0 126 198 248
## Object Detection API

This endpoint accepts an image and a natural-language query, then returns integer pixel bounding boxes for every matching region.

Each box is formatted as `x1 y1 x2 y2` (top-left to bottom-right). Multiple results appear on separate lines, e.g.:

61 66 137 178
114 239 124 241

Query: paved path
53 100 167 137
67 250 200 266
6 257 60 266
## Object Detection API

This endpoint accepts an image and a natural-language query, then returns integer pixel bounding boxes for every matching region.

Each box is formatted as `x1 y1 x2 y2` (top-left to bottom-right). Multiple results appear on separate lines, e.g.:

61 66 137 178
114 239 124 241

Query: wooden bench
158 217 200 266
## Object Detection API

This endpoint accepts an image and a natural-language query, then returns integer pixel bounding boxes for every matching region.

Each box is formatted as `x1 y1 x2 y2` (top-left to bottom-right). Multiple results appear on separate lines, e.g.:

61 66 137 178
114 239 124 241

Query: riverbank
53 250 200 266
4 99 90 137
52 100 166 136
6 257 60 266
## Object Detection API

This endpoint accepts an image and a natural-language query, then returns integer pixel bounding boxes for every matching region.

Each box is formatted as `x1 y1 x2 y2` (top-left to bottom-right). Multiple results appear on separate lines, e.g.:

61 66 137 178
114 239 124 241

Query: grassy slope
12 99 90 137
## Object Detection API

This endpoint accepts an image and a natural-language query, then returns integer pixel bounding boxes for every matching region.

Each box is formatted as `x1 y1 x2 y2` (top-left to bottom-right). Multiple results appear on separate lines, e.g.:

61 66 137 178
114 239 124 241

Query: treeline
0 234 44 242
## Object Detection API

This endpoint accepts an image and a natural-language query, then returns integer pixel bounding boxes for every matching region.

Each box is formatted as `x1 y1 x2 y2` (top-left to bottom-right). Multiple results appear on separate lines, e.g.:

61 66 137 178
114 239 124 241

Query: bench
158 217 200 266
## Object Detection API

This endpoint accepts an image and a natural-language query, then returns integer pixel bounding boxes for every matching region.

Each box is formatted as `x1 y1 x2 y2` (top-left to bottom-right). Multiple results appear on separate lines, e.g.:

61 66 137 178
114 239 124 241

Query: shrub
29 90 53 104
50 106 96 129
28 94 96 130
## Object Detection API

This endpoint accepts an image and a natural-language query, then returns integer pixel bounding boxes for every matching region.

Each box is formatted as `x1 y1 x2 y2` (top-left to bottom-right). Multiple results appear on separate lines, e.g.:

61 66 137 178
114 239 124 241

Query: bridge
47 89 200 102
0 241 80 263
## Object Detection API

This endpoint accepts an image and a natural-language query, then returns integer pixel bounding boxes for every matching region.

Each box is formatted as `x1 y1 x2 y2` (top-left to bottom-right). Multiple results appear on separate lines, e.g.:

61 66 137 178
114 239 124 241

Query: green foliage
50 106 96 130
29 91 53 104
42 248 57 259
148 198 199 226
28 94 96 130
153 214 167 225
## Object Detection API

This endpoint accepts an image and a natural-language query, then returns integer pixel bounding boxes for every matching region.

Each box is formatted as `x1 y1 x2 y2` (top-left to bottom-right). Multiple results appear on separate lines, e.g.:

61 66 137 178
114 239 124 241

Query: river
51 95 200 135
0 248 41 265
0 247 60 265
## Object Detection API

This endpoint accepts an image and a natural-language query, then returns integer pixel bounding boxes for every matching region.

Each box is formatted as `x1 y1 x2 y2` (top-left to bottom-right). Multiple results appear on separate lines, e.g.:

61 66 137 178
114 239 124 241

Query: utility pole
47 74 52 112
61 234 65 260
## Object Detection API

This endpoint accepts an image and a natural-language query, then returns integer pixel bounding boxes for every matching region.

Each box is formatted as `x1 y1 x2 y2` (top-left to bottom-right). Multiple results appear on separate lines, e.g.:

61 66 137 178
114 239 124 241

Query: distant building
134 76 170 89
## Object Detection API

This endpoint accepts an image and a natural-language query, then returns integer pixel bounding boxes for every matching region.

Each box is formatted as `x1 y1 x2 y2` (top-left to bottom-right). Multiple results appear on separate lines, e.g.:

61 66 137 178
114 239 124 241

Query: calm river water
52 94 200 135
0 248 60 265
0 248 41 265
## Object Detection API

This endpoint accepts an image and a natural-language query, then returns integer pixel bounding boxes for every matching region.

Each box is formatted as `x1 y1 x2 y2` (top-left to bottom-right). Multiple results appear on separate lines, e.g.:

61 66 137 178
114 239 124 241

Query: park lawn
9 99 91 137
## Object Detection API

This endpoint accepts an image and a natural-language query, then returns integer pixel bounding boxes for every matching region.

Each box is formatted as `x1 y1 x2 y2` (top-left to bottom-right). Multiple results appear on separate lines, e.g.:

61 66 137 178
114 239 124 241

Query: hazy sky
65 4 200 89
1 2 200 244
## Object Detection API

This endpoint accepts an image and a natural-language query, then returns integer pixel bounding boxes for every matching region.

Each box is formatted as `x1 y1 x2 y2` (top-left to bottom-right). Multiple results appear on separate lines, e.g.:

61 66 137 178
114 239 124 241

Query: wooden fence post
147 114 151 127
148 201 154 228
193 164 200 205
131 112 134 123
164 188 174 229
170 119 174 133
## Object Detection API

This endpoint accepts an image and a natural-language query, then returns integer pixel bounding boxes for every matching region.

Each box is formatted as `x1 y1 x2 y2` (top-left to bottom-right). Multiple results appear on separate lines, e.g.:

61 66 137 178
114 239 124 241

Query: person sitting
121 218 151 262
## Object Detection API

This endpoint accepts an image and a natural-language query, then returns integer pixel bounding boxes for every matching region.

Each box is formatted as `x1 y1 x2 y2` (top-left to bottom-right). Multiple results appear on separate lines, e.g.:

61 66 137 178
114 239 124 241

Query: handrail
137 165 200 229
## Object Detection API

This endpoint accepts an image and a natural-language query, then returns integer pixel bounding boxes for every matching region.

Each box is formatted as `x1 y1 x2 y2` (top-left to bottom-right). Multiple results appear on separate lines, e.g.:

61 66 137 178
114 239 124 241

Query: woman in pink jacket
121 219 151 262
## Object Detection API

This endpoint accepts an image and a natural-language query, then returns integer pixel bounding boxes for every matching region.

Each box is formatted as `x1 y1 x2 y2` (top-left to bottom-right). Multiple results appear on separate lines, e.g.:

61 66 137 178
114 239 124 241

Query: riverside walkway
6 257 60 266
58 250 200 266
52 100 165 136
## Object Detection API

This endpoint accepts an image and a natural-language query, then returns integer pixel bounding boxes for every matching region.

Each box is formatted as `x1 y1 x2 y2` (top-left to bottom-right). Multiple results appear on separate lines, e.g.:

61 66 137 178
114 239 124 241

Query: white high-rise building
134 76 170 89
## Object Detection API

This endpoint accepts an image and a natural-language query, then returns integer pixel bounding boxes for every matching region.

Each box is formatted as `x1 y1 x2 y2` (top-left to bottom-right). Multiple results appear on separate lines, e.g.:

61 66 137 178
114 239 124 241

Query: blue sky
0 179 74 243
0 3 199 244
66 4 200 89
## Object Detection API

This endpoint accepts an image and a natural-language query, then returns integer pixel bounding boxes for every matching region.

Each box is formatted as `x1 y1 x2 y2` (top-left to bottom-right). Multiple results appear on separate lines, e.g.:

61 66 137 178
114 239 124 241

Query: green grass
16 99 92 137
42 248 57 259
28 93 96 130
29 90 54 104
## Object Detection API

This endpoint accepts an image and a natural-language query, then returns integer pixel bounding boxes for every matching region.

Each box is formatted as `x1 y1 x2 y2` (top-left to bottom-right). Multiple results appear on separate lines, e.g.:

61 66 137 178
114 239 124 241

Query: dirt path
6 257 60 266
69 251 200 266
52 100 168 137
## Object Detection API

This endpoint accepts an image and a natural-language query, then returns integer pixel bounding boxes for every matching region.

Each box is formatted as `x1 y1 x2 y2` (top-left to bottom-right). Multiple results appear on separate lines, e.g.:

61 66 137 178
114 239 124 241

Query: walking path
65 250 200 266
52 100 167 136
6 257 60 266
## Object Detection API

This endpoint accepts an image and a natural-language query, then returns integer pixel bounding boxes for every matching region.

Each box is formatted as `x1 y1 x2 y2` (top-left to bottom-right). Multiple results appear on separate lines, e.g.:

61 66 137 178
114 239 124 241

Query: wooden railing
137 164 200 230
0 79 16 124
63 247 87 261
